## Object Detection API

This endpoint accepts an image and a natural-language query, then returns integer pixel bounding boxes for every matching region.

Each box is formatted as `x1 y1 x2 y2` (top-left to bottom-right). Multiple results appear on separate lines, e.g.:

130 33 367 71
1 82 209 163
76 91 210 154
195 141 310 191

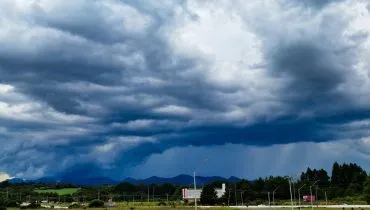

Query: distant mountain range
122 174 241 186
6 174 241 186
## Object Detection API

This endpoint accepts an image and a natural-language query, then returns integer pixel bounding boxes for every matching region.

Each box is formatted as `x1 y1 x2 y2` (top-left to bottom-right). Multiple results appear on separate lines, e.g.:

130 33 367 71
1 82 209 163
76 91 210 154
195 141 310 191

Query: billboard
182 188 201 199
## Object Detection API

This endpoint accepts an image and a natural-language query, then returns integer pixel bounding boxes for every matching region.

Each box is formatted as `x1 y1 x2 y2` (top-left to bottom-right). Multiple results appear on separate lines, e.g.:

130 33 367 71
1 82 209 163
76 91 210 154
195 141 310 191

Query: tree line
0 161 370 206
199 162 370 205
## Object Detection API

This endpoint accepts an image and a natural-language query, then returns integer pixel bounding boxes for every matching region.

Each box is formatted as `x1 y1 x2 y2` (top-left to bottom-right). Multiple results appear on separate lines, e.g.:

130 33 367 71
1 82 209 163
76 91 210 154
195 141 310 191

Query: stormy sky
1 0 370 180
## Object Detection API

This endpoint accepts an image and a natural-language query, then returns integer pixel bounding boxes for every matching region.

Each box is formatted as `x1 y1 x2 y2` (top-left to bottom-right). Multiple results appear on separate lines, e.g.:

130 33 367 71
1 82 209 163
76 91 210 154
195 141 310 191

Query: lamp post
310 180 319 210
268 192 271 206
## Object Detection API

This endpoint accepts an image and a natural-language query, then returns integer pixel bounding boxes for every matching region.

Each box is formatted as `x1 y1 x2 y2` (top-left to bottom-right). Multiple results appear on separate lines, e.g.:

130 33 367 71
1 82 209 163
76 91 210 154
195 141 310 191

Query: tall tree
200 184 218 205
331 162 340 185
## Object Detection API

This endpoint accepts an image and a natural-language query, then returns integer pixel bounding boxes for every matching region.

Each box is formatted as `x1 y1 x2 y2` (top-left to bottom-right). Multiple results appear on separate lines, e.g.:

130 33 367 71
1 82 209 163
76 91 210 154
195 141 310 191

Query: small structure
303 196 316 202
20 202 31 207
105 198 116 207
182 183 226 201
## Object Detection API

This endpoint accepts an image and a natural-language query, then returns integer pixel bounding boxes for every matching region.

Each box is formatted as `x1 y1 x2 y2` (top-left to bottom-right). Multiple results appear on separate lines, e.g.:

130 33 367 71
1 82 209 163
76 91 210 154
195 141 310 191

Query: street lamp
310 180 319 210
298 184 306 208
273 186 279 210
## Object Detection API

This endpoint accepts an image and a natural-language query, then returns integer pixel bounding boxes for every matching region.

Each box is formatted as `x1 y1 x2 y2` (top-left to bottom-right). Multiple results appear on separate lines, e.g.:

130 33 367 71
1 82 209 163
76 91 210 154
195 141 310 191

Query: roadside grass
42 208 370 210
7 207 370 210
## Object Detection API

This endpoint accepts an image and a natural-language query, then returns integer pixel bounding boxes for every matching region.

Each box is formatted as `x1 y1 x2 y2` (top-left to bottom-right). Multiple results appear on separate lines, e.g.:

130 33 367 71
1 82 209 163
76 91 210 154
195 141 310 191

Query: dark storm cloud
298 0 343 8
298 0 345 9
0 0 370 179
270 42 348 110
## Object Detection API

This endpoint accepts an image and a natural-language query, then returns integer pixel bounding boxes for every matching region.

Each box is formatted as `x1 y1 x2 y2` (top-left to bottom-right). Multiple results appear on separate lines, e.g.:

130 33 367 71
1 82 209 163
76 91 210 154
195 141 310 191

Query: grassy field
34 188 80 195
7 207 370 210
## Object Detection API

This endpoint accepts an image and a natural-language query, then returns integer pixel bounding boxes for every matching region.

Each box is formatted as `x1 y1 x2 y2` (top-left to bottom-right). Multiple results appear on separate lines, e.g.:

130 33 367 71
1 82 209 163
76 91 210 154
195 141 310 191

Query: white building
182 183 226 201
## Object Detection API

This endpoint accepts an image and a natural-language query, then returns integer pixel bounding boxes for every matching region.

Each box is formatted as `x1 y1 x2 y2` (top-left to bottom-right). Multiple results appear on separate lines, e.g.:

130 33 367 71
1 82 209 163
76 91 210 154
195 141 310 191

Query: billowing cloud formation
0 0 370 179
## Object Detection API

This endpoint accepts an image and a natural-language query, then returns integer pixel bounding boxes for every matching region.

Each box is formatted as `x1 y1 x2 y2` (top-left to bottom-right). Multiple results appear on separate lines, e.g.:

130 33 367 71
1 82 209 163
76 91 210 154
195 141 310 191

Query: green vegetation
0 161 369 207
34 188 80 195
88 199 105 208
200 184 218 205
364 176 370 204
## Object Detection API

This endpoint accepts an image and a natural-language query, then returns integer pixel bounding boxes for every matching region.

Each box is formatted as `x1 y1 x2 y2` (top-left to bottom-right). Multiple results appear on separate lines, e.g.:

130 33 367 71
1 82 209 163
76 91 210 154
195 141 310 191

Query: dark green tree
200 184 218 205
363 176 370 204
331 162 340 185
114 182 136 194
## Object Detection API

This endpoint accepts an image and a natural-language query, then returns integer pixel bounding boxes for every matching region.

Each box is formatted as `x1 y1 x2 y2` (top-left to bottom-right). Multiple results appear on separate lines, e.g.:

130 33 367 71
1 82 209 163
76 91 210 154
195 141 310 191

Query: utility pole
289 179 294 210
228 188 231 206
152 186 155 202
310 186 313 210
166 193 169 204
268 192 271 206
310 180 319 210
273 186 279 210
325 191 328 206
193 171 197 210
234 183 237 206
298 184 306 208
240 191 245 206
147 187 149 203
293 182 296 205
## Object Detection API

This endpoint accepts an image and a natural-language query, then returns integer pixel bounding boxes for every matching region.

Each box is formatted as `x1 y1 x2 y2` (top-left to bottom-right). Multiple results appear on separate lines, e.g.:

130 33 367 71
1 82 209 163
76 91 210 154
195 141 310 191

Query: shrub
6 200 19 207
28 202 41 209
157 201 166 206
20 202 41 209
169 202 177 208
68 203 81 209
88 199 105 208
0 206 6 210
